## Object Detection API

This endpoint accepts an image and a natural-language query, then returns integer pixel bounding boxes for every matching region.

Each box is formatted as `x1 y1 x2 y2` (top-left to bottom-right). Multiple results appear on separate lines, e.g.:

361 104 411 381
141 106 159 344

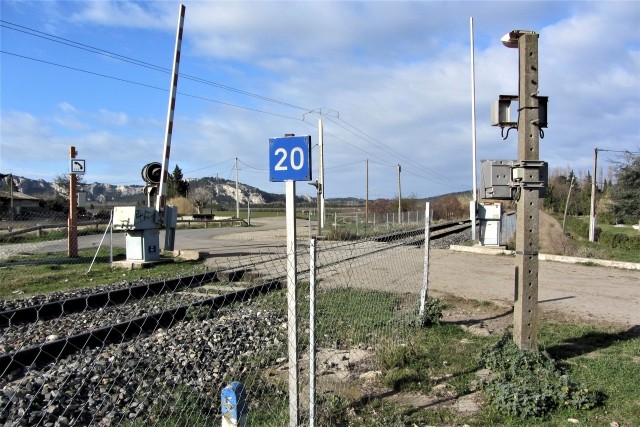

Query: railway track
0 218 471 380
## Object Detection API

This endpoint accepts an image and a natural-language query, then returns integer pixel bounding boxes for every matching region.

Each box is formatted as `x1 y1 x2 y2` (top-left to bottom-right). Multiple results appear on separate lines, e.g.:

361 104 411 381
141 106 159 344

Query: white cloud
97 109 129 126
70 1 174 30
57 102 77 113
1 1 638 196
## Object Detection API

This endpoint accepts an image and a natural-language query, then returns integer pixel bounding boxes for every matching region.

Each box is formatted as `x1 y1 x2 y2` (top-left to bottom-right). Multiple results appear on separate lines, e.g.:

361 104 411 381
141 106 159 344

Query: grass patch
379 323 490 395
0 225 114 244
0 247 207 299
122 387 218 427
597 223 639 237
226 289 639 425
473 300 494 308
561 215 640 263
207 210 282 220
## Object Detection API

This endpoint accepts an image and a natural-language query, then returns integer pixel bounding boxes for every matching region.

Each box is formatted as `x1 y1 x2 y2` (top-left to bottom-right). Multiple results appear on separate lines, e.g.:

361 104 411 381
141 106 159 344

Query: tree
369 199 394 214
189 187 211 214
53 173 84 198
0 173 19 193
543 168 598 217
400 194 421 213
167 165 189 198
431 195 466 221
610 152 640 224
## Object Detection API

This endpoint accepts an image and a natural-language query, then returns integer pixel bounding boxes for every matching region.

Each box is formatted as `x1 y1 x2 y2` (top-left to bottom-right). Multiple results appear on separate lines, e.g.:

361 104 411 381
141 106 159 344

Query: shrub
597 229 640 251
564 216 589 239
419 297 443 327
323 228 359 241
167 197 194 215
479 332 603 418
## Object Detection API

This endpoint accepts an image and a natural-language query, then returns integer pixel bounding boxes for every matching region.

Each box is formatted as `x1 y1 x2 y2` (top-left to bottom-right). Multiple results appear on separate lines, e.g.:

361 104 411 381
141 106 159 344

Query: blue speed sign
269 135 312 182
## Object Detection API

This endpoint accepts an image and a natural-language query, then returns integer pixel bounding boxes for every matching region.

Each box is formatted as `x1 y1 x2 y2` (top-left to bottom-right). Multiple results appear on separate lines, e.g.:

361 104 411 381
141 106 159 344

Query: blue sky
1 1 639 200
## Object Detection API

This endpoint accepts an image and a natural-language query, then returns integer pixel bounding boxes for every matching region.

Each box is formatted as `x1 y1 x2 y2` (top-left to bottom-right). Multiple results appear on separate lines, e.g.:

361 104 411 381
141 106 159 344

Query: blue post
221 381 247 427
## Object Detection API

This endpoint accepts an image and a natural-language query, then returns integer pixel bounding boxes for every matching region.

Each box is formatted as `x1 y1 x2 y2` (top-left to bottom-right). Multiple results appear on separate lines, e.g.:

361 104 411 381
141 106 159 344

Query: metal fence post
419 202 431 318
309 238 317 427
285 180 298 426
221 381 247 427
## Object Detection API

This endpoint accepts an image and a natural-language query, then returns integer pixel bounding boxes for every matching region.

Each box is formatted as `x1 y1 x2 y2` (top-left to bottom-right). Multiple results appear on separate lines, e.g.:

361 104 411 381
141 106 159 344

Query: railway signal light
141 162 162 185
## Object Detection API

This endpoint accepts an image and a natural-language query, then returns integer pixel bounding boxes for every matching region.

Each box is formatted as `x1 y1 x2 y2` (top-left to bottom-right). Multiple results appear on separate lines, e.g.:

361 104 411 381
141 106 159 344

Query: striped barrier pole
155 3 186 213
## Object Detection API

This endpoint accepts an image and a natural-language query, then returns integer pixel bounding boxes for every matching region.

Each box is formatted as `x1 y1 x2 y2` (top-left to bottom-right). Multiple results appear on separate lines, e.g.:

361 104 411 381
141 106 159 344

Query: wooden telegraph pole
68 146 78 257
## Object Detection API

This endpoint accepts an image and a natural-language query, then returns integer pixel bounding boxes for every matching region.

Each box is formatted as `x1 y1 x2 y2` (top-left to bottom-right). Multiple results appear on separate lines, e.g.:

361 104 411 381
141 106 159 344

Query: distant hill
186 177 312 206
2 175 146 205
1 175 470 207
0 175 312 206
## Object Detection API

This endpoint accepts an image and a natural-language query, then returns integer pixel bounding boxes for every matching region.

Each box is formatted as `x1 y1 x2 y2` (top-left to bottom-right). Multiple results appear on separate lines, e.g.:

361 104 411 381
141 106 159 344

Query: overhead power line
0 50 304 122
0 20 311 112
2 19 469 192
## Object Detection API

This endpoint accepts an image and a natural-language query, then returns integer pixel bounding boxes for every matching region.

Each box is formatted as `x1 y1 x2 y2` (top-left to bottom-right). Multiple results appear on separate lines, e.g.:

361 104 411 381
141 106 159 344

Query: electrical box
480 160 549 200
164 206 178 228
113 206 159 230
491 95 518 127
479 202 502 246
77 192 87 208
536 96 548 128
113 206 162 262
125 228 160 262
480 160 514 200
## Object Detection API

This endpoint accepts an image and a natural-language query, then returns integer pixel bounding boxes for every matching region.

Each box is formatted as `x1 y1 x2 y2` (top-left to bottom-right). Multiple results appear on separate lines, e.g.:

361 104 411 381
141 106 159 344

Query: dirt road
428 248 640 327
219 217 640 328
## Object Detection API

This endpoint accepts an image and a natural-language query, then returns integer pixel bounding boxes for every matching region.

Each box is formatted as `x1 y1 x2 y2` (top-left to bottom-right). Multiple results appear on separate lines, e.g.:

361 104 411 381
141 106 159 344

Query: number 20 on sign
269 135 312 182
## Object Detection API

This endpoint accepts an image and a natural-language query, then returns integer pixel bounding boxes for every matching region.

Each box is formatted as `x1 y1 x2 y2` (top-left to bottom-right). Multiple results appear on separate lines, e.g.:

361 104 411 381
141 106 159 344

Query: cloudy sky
1 1 638 200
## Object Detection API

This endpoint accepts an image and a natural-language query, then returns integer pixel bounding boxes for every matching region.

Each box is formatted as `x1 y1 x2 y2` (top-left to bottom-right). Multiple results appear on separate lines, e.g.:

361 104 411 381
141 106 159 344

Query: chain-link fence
1 208 443 426
326 209 427 238
0 208 113 271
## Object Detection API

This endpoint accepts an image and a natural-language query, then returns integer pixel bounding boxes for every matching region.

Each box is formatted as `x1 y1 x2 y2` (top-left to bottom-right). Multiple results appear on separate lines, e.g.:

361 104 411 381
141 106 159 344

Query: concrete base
111 249 203 270
450 245 640 270
170 250 202 261
111 257 174 270
451 245 513 256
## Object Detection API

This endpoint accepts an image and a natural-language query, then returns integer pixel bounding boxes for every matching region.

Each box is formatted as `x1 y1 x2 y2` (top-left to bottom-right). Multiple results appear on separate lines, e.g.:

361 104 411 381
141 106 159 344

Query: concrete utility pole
318 118 325 230
589 148 598 242
235 157 240 219
397 164 402 224
562 175 575 233
365 159 369 231
511 31 541 350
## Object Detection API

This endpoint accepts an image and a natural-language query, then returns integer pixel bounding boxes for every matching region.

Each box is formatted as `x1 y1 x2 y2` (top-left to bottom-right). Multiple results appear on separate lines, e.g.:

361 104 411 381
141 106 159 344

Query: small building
0 191 41 214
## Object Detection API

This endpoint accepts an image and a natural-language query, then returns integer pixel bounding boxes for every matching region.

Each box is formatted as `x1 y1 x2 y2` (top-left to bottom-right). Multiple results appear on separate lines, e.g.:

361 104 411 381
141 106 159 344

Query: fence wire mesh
1 208 451 426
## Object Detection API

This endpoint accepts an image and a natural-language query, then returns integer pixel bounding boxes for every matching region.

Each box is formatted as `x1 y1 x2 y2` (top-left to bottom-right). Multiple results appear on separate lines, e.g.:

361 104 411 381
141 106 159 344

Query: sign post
269 135 312 427
68 147 85 257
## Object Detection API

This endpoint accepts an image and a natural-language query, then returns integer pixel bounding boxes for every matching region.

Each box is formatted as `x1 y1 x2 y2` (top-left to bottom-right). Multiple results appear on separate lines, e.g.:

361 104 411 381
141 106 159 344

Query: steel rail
0 279 282 380
0 219 472 379
0 219 472 328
